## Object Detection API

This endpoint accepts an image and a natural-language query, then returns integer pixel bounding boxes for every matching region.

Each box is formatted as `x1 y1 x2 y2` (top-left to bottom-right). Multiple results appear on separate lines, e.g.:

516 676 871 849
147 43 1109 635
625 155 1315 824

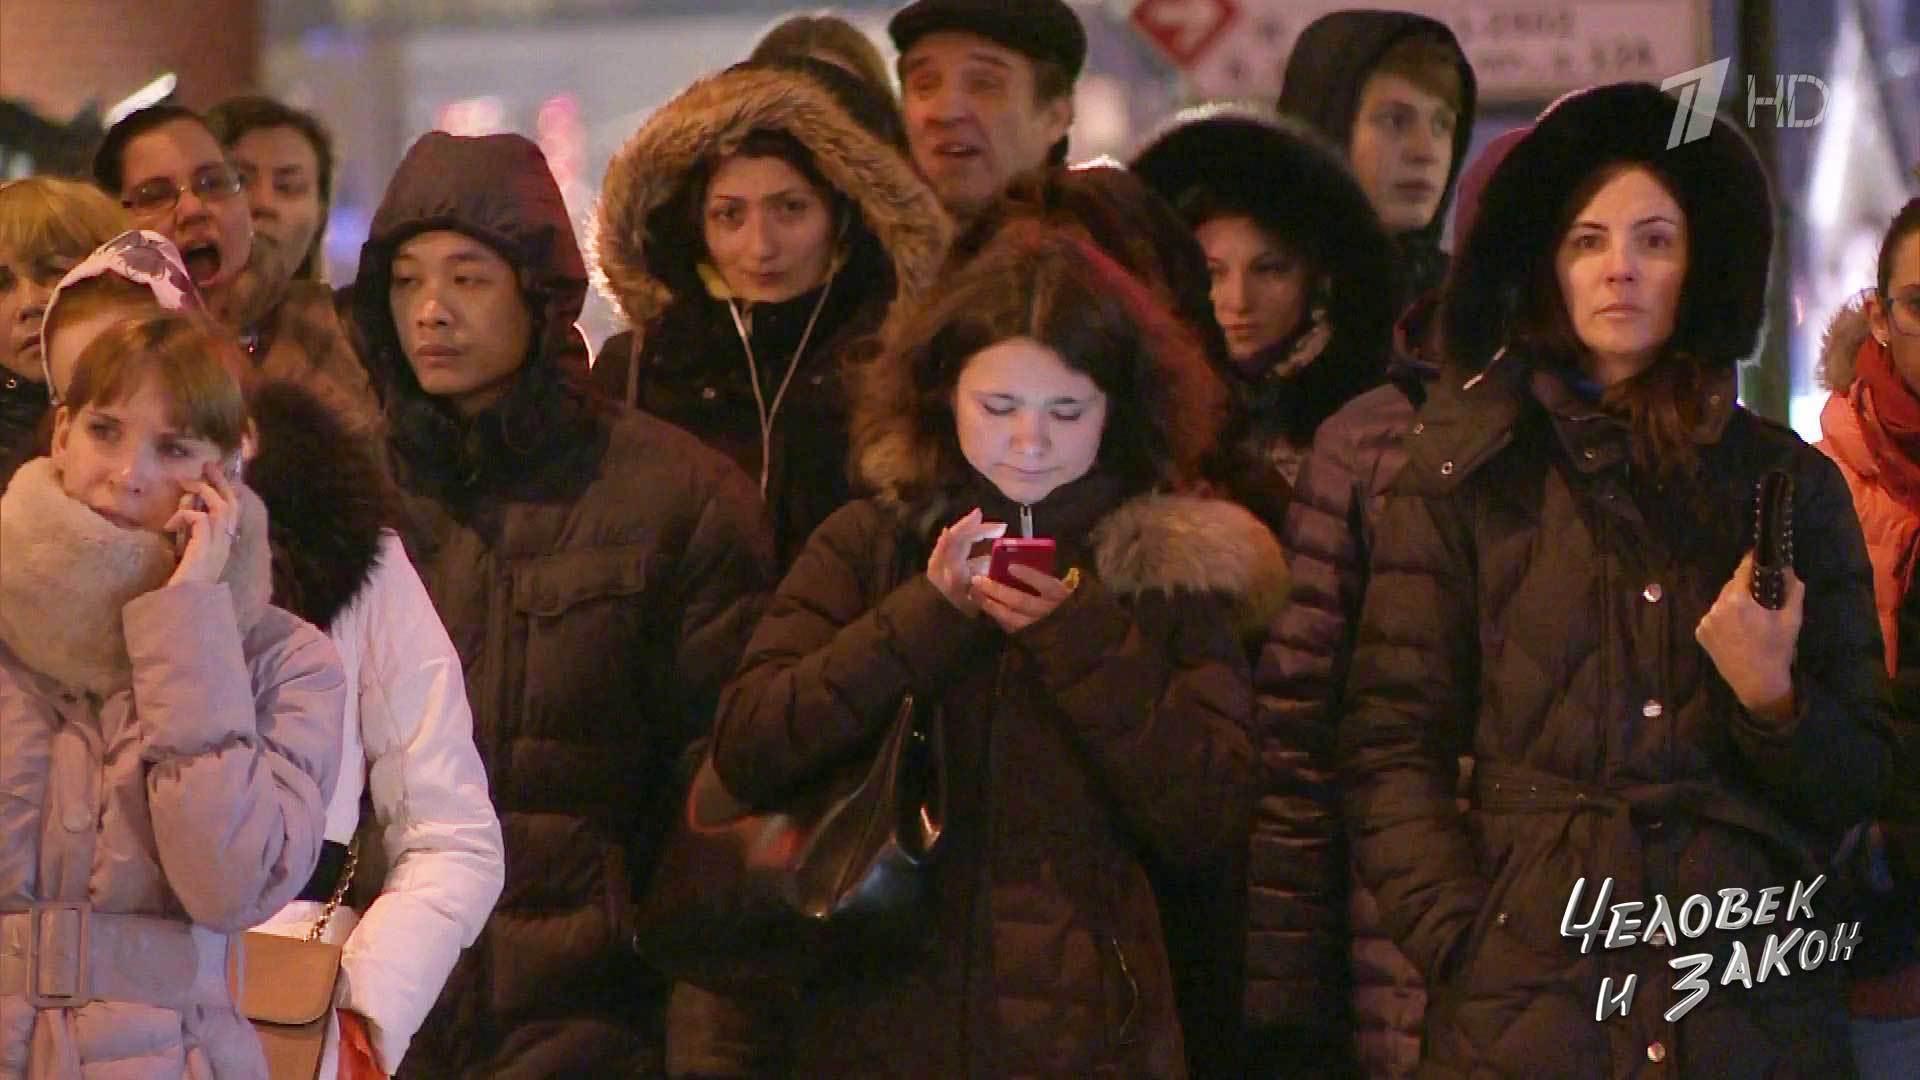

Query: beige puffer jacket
0 458 343 1077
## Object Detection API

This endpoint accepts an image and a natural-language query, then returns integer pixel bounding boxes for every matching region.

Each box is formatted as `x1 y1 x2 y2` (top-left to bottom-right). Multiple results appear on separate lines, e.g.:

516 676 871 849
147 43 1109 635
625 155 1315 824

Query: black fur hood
246 379 390 631
1441 81 1775 374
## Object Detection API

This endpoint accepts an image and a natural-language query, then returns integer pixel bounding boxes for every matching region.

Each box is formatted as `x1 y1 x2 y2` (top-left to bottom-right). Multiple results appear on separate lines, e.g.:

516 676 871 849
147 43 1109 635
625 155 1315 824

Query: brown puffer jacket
1344 353 1892 1076
351 132 776 1078
1252 298 1440 1075
711 443 1280 1076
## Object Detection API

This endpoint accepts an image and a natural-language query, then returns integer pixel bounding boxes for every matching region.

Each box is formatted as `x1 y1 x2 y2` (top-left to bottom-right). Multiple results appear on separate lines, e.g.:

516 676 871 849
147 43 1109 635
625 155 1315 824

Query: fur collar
245 379 389 630
1090 492 1289 636
591 65 951 331
0 457 274 695
1820 295 1875 392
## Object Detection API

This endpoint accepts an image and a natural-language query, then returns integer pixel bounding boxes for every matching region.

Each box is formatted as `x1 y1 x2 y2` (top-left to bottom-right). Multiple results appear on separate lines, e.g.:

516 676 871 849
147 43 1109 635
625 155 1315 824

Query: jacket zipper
1019 504 1034 538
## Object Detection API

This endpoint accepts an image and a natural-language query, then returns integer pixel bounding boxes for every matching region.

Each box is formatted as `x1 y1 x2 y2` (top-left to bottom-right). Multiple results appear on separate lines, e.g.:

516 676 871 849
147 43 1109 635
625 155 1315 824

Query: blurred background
4 0 1917 434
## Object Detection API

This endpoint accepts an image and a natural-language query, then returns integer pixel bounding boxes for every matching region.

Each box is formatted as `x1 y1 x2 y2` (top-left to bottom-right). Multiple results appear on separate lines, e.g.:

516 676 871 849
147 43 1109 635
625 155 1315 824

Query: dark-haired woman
1817 197 1920 1075
710 223 1281 1076
1131 107 1397 496
1343 82 1890 1075
593 59 947 569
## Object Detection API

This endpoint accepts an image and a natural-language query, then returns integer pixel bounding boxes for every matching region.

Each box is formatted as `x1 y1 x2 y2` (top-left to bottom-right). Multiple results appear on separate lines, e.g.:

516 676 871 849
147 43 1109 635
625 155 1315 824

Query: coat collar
0 457 273 695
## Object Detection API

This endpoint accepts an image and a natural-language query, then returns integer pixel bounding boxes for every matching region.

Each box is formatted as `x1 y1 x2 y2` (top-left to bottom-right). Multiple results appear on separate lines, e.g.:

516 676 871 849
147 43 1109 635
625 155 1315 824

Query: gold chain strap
305 838 360 943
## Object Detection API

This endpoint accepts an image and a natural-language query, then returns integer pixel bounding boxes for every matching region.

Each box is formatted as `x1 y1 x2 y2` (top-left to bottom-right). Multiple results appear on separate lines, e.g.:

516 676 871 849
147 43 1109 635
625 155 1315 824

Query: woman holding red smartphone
709 223 1285 1076
0 311 341 1076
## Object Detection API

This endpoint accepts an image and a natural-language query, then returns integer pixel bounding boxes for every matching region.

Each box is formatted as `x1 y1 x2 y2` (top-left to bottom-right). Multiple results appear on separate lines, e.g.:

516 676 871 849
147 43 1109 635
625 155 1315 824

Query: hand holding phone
986 537 1057 597
166 455 243 586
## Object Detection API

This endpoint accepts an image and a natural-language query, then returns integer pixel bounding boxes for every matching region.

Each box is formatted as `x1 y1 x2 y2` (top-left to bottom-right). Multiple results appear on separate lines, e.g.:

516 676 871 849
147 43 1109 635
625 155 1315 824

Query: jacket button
1495 912 1509 926
1411 422 1425 436
2 375 16 390
1440 461 1455 476
1642 700 1664 719
1642 583 1663 603
1583 447 1598 461
700 386 717 401
1647 1041 1667 1063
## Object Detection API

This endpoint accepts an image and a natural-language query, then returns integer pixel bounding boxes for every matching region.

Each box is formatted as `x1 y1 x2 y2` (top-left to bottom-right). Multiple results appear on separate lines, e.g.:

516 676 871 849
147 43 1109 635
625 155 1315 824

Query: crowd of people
1 0 1917 1076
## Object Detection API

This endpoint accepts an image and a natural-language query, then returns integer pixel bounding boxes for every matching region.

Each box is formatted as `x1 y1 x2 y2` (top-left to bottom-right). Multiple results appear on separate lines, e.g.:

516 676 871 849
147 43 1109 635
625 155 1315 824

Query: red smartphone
987 537 1057 596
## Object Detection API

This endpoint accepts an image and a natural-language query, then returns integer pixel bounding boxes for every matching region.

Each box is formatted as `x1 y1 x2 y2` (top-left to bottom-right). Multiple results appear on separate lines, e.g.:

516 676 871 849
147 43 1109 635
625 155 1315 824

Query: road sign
1130 0 1241 70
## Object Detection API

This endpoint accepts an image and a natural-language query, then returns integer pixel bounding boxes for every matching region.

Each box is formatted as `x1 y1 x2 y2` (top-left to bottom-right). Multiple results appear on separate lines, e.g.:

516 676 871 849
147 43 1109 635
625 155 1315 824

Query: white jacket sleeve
334 533 505 1074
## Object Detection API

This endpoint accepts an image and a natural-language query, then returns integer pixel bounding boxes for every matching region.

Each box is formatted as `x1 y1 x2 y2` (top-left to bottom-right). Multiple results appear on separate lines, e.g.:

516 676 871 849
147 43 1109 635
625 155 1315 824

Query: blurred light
106 74 179 126
436 96 507 137
536 93 585 191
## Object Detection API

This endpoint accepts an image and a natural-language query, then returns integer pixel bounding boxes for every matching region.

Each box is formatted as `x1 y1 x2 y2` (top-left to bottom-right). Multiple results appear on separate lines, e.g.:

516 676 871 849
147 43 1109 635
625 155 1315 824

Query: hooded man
350 131 775 1077
1278 10 1477 313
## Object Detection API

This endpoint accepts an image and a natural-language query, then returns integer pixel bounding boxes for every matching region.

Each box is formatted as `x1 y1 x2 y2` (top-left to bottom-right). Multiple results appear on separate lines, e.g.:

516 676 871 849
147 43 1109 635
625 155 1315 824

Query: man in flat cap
890 0 1083 221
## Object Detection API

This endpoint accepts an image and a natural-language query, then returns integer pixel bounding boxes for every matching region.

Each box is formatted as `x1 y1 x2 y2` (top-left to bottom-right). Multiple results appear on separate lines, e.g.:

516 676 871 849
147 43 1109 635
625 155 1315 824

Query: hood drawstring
725 271 836 497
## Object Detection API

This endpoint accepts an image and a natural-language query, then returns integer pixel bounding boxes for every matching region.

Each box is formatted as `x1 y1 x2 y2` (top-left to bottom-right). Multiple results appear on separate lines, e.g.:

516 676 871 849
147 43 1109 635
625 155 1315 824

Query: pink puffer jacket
0 458 343 1077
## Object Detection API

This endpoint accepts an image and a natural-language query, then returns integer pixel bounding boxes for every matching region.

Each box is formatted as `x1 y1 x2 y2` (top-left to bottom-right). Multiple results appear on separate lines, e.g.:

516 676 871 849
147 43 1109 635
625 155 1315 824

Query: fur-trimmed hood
245 378 389 631
0 456 273 695
1442 82 1774 374
1129 105 1396 442
591 63 951 333
1819 293 1876 392
1090 491 1289 634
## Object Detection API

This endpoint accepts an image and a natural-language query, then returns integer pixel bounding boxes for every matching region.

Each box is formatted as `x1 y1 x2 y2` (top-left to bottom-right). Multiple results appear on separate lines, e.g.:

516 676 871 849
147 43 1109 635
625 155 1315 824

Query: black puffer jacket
352 131 776 1078
591 63 949 569
1277 11 1477 310
0 370 48 487
1342 83 1892 1076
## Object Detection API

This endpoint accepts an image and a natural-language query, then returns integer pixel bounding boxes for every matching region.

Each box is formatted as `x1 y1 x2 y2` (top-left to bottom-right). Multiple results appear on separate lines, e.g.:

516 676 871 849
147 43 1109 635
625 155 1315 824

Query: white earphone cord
727 273 836 498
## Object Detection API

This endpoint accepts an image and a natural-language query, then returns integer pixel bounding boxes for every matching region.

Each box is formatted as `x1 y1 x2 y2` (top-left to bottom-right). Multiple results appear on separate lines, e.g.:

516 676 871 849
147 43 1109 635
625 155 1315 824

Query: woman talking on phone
0 311 341 1076
709 223 1282 1076
1341 82 1890 1074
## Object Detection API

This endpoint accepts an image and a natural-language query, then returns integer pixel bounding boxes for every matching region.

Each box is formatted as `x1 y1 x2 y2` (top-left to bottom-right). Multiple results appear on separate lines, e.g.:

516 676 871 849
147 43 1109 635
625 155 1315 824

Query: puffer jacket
591 63 950 568
0 457 342 1078
1343 352 1891 1076
1250 295 1439 1075
352 132 775 1077
1276 10 1478 310
242 381 503 1076
245 279 383 434
712 452 1278 1076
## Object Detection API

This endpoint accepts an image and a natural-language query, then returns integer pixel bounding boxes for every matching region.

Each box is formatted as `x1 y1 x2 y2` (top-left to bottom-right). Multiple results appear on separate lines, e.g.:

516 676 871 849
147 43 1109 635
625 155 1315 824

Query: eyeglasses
1888 290 1920 337
121 164 243 217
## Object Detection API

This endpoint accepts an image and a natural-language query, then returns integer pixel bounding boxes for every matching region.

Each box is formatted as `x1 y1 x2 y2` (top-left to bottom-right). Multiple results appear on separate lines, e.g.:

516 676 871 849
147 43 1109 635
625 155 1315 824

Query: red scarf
1855 335 1920 504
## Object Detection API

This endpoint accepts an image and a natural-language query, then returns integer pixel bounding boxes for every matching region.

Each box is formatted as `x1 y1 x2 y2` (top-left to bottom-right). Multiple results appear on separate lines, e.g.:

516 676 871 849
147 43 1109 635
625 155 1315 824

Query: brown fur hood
591 64 951 330
1819 293 1876 392
1089 491 1290 634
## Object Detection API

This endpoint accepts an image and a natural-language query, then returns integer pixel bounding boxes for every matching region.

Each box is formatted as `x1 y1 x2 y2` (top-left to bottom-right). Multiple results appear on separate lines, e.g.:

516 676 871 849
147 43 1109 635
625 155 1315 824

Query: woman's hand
1696 552 1803 722
972 564 1073 633
927 508 1004 615
165 460 240 588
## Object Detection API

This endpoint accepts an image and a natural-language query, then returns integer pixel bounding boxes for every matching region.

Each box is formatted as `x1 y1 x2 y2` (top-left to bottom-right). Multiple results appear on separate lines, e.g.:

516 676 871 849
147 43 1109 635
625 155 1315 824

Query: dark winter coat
1131 108 1397 497
1250 294 1440 1075
1343 82 1891 1076
591 64 950 569
1277 11 1477 309
351 131 776 1078
0 369 48 486
709 394 1282 1077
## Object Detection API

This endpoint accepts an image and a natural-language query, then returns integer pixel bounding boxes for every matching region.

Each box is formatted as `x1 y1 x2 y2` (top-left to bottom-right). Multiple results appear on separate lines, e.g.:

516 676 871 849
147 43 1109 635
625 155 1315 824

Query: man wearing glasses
92 104 378 426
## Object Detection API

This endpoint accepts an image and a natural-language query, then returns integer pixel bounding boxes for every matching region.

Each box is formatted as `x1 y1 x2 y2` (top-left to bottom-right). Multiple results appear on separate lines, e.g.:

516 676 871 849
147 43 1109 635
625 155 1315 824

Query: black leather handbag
633 693 947 991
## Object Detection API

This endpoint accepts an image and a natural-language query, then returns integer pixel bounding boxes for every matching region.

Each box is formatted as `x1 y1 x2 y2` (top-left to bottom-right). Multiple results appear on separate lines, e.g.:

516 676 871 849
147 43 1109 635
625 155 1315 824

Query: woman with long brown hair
709 222 1281 1075
1342 82 1891 1074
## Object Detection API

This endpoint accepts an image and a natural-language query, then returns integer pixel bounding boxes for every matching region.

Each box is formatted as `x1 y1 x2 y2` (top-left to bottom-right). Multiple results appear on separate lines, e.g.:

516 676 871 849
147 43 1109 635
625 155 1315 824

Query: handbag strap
306 837 359 943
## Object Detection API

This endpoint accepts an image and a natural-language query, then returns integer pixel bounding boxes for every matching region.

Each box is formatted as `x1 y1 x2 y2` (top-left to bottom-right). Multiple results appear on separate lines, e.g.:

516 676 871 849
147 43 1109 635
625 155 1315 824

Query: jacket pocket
508 545 653 738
